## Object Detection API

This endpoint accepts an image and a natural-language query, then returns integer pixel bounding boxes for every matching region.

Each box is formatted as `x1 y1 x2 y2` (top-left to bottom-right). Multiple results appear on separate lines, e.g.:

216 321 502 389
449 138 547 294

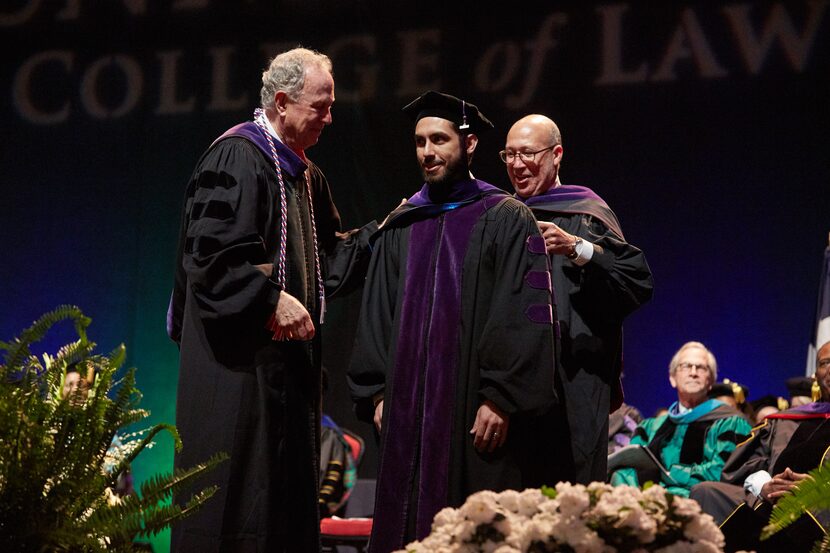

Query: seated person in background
319 414 357 517
610 342 752 497
690 341 830 553
63 364 134 499
787 375 814 407
708 379 753 421
608 403 642 455
750 395 789 424
318 369 357 517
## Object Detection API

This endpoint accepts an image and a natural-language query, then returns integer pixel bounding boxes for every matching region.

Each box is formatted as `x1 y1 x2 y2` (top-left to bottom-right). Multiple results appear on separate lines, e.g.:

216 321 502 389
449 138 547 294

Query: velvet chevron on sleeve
518 184 654 485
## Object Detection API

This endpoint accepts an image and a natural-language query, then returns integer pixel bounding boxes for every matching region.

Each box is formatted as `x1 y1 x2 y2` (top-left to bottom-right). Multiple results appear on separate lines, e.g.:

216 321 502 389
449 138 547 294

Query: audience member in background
63 364 134 500
318 369 357 517
690 341 830 553
652 407 669 418
319 414 357 517
786 376 814 407
750 395 788 424
708 379 753 421
608 403 642 455
610 342 752 497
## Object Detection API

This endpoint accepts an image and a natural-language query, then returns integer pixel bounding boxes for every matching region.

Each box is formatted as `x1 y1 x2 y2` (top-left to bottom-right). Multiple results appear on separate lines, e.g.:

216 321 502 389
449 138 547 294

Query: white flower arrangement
396 483 727 553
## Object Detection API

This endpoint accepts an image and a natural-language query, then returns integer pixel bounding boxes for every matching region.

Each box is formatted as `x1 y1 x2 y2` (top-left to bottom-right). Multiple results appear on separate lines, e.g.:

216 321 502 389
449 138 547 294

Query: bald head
511 114 561 146
504 114 564 198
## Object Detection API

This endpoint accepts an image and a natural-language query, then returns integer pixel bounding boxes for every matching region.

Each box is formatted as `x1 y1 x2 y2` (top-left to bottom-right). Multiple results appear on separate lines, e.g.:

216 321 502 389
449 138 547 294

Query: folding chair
320 428 373 553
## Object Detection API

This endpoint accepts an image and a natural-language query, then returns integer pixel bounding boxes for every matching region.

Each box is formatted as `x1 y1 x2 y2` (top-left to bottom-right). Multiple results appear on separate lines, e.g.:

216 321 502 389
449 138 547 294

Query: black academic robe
349 179 559 553
692 406 830 552
169 124 374 553
521 186 653 484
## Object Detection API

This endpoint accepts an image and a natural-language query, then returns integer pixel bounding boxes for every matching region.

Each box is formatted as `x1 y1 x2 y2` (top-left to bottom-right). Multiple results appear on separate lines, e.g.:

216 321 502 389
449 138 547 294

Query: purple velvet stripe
521 185 624 240
769 402 830 417
525 270 552 292
526 235 546 255
416 200 484 539
370 200 486 552
370 218 439 553
523 184 606 206
525 304 553 324
214 122 308 178
166 292 177 340
791 402 830 414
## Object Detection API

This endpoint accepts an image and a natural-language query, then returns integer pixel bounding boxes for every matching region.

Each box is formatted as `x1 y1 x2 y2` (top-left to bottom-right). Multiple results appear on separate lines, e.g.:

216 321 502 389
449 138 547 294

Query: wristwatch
566 237 582 260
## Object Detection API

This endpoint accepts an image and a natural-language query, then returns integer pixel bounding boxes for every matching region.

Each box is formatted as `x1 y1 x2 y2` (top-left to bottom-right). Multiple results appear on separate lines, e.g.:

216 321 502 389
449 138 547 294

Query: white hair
260 47 332 109
668 341 718 382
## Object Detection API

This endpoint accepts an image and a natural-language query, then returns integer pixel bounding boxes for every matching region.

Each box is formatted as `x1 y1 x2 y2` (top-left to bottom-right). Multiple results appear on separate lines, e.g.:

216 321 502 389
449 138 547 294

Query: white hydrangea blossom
496 489 521 513
555 482 591 518
460 492 502 524
655 541 696 553
672 496 701 518
492 546 521 553
689 541 724 553
516 488 545 517
394 485 727 553
683 514 724 548
550 517 607 553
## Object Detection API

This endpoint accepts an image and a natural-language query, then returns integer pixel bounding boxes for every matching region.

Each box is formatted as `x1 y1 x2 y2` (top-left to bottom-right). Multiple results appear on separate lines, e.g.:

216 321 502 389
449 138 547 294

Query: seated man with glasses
610 342 752 496
504 114 653 484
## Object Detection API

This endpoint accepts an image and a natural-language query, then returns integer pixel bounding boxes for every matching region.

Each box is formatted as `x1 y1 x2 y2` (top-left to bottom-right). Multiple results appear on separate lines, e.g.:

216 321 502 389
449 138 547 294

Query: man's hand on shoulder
470 400 509 453
268 290 315 341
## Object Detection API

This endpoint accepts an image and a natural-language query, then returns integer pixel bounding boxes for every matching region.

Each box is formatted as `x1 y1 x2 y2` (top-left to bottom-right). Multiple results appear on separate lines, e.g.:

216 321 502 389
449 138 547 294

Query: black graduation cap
786 376 813 399
750 394 788 412
402 90 494 134
708 379 748 404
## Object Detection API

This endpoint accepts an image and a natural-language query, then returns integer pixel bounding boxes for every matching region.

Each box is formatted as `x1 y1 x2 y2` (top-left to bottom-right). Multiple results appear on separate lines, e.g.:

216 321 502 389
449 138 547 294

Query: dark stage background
2 2 828 550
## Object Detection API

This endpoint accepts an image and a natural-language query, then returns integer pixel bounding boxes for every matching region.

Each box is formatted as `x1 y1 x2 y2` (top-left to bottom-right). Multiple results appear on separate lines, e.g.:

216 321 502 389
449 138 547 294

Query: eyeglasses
499 145 556 164
676 362 710 374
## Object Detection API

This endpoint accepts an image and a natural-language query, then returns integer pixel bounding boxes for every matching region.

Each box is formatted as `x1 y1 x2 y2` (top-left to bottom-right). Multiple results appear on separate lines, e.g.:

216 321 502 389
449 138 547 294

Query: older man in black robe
168 48 375 552
504 114 654 484
349 92 559 552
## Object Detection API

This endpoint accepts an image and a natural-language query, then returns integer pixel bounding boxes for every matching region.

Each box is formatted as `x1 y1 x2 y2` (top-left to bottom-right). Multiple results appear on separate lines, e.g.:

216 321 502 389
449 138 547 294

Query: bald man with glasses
503 114 654 484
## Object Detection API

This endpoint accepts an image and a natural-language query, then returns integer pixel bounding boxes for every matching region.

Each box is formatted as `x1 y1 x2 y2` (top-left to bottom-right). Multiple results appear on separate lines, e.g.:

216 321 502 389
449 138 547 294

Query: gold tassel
812 378 822 402
726 379 745 405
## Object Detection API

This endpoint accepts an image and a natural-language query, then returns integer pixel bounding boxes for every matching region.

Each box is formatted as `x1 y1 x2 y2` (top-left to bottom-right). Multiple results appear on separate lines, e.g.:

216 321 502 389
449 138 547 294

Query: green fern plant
0 306 226 552
761 462 830 552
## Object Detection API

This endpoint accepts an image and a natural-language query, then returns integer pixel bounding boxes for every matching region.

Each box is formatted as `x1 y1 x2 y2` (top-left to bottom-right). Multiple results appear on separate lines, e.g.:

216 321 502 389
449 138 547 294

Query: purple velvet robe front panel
371 197 495 551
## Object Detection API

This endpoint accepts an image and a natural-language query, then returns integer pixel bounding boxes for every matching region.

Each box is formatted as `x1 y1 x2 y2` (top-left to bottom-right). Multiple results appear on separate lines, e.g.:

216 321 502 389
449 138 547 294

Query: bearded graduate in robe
348 91 560 552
